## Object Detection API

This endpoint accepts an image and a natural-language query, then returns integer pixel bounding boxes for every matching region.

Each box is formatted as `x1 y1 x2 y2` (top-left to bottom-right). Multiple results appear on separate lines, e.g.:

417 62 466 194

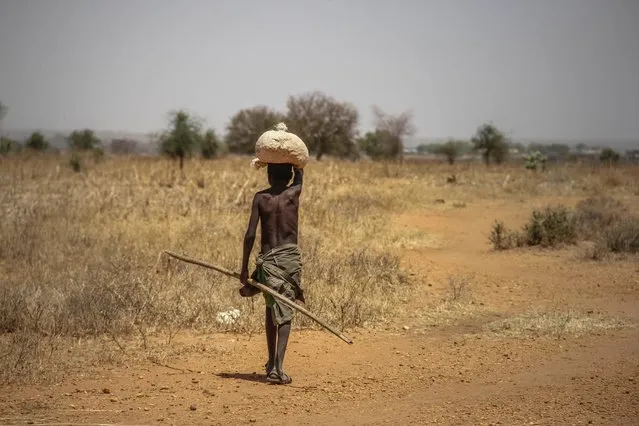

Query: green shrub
491 197 639 258
524 150 547 171
523 205 576 247
490 205 576 250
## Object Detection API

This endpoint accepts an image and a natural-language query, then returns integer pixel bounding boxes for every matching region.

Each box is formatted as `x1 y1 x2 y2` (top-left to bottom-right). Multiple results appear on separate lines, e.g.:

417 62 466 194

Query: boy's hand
240 268 249 286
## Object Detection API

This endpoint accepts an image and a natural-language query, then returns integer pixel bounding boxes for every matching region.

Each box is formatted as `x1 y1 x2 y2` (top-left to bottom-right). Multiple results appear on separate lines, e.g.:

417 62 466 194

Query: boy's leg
265 307 277 374
275 321 292 384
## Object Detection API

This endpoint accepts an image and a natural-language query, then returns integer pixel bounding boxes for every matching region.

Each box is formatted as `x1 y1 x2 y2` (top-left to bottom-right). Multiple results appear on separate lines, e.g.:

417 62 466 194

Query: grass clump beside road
490 196 639 257
485 309 629 340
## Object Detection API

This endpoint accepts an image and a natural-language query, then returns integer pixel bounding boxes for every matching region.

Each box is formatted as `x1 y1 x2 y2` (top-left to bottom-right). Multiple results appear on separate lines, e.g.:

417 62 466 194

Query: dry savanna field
1 152 638 425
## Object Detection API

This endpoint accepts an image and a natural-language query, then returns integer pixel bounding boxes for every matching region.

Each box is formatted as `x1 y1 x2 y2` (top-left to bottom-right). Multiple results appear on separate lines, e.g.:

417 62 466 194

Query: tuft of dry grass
485 309 630 340
413 275 486 328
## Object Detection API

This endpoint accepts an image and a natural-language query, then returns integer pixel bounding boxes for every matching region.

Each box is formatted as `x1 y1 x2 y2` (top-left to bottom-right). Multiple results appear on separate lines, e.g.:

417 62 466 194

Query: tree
599 148 620 165
159 110 202 170
435 140 465 165
370 105 416 164
25 131 49 151
0 137 20 156
471 122 509 165
225 106 284 154
200 129 220 159
68 129 101 151
286 91 359 160
358 129 396 160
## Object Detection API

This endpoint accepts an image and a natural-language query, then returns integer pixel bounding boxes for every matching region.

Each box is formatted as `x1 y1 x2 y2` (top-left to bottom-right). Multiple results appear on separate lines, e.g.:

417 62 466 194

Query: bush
603 218 639 253
524 150 547 171
574 196 628 239
600 148 620 165
489 221 521 250
491 197 639 258
490 206 576 250
0 137 21 155
523 206 576 247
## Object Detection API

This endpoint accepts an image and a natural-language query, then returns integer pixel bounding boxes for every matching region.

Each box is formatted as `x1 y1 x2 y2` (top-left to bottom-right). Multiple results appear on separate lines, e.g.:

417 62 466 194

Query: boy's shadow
216 372 266 383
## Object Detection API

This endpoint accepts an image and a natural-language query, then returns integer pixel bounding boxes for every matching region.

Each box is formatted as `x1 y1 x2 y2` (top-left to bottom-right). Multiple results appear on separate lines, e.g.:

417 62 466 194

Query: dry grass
1 153 638 383
413 275 486 328
485 309 630 340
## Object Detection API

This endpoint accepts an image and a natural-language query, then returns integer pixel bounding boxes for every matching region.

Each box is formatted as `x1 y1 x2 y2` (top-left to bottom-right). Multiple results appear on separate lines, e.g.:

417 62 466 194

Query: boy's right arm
240 194 260 285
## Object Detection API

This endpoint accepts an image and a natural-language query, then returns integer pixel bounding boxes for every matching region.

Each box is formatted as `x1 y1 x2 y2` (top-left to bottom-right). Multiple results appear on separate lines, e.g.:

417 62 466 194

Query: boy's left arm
240 194 260 285
290 167 303 195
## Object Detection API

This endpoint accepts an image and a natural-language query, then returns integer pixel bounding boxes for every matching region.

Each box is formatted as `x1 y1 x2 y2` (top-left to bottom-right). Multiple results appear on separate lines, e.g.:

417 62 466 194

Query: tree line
0 95 627 168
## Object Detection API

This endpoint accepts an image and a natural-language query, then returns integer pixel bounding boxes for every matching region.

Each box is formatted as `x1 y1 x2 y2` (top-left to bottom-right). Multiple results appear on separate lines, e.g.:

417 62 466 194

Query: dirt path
1 197 638 425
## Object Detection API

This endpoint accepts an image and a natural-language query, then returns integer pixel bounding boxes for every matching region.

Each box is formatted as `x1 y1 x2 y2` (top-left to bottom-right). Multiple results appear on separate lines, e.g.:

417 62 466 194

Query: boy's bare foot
264 361 274 375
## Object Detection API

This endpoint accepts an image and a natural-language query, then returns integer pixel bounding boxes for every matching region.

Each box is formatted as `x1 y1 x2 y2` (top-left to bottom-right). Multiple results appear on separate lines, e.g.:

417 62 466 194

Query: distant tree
471 122 509 165
358 129 395 160
0 137 20 156
370 105 416 164
68 129 101 151
25 131 49 151
159 110 203 170
435 140 466 165
285 91 359 160
225 106 284 155
200 129 220 159
599 147 620 165
109 138 138 155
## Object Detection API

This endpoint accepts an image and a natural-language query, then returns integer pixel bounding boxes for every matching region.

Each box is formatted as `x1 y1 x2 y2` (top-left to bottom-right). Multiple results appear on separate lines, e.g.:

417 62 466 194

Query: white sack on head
251 122 309 169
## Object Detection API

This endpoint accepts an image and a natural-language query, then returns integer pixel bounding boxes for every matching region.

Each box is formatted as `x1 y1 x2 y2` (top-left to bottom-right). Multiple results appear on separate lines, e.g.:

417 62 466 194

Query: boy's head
267 163 293 186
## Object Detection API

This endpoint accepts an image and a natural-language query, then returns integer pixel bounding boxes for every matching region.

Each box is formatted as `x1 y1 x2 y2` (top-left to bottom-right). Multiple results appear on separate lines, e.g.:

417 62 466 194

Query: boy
239 163 304 385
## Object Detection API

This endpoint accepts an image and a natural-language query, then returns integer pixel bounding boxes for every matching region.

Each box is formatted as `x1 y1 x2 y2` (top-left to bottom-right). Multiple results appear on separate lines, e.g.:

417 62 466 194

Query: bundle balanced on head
239 122 309 385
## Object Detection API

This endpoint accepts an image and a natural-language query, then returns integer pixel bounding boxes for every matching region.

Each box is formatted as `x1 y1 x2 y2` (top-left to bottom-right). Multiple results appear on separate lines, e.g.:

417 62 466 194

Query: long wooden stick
162 250 353 345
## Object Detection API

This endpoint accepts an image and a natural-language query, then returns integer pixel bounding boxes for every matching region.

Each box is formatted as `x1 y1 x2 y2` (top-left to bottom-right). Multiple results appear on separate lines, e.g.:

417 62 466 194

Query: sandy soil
1 197 638 426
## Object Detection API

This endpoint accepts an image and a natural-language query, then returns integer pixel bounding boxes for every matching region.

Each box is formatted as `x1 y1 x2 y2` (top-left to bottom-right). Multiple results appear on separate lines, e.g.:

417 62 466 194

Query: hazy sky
1 0 638 141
